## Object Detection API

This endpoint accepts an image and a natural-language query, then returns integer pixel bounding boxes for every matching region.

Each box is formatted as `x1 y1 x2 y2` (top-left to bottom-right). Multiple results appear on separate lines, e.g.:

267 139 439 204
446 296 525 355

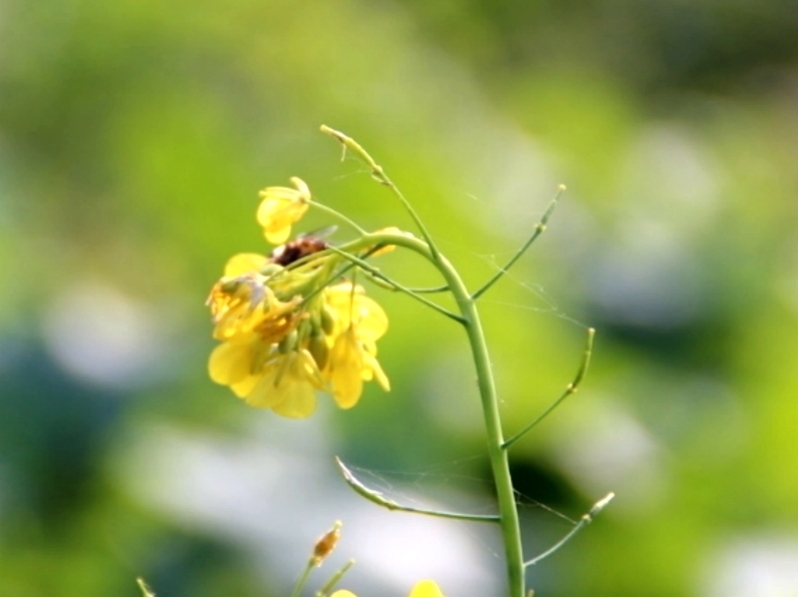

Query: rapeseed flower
208 278 390 417
322 282 390 408
257 177 311 244
208 182 392 417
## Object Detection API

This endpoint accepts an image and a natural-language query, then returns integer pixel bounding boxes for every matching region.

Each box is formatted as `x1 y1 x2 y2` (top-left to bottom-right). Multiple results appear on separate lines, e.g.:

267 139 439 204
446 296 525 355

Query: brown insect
268 226 337 266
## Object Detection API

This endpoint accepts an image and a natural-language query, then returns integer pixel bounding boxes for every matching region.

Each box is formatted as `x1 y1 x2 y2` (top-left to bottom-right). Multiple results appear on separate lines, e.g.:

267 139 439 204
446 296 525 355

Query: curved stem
441 262 526 597
336 458 500 523
324 244 464 323
333 228 526 596
524 492 614 568
320 125 442 261
503 327 595 450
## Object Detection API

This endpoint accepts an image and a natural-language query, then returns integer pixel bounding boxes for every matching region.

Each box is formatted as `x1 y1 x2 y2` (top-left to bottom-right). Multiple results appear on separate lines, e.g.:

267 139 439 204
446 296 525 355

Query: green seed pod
278 330 298 354
308 333 329 370
259 263 284 278
321 304 336 335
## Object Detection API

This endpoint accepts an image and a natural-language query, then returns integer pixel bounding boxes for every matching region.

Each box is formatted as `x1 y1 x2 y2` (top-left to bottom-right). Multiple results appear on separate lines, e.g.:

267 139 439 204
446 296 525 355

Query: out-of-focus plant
201 126 613 596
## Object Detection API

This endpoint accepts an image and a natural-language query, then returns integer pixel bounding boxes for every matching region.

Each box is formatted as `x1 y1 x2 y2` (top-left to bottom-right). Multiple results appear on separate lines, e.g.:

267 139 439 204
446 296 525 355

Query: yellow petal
224 253 269 277
325 284 388 339
208 341 251 386
270 382 317 418
327 329 364 408
230 373 261 398
408 580 445 597
330 592 357 597
364 353 390 391
243 360 288 408
256 178 311 244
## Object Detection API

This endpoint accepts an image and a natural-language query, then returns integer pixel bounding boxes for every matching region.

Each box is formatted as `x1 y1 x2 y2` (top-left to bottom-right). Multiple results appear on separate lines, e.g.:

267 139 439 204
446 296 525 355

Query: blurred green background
2 0 798 596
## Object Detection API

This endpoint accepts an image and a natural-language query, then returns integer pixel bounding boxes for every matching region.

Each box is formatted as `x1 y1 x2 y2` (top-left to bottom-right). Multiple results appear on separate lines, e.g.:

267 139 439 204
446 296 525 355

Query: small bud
308 332 330 370
321 304 336 335
312 520 342 567
278 330 298 354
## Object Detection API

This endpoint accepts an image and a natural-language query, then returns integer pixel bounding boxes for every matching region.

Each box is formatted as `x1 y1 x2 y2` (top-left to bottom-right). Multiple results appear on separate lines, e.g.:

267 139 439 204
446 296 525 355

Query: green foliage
1 0 797 595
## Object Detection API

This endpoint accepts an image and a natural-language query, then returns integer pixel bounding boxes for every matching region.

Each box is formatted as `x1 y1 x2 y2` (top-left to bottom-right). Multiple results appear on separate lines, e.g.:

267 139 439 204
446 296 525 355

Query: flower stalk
204 127 609 597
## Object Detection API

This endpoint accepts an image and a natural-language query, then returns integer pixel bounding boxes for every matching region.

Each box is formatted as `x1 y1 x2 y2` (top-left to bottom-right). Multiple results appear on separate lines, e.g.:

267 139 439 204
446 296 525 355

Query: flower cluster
207 178 390 418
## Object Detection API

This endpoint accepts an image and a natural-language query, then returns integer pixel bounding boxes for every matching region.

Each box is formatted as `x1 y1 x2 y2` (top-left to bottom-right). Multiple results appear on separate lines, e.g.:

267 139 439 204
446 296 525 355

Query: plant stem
444 264 526 597
340 226 527 596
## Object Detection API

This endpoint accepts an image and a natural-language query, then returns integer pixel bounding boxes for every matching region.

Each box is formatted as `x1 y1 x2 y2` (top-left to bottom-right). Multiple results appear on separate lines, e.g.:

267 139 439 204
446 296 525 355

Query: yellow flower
330 580 445 597
207 220 392 417
207 273 302 342
323 282 390 408
257 177 311 244
209 342 325 418
223 252 270 277
206 272 269 340
408 581 446 597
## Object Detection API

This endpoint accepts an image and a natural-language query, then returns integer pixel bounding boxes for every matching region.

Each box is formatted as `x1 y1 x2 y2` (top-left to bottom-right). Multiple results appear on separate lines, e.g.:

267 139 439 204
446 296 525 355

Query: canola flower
331 580 446 597
207 179 390 418
257 176 311 244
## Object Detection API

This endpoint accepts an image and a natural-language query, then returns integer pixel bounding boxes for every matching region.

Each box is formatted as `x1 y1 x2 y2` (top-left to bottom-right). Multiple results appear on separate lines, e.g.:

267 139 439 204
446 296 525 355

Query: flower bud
308 332 330 370
312 520 342 566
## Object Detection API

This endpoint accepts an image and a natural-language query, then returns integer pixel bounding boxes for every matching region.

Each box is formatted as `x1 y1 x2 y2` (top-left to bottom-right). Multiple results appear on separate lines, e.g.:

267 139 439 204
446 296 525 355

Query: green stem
308 199 368 236
289 558 316 597
367 232 525 596
324 244 464 323
336 457 500 523
524 492 614 568
315 559 356 597
444 264 526 597
503 327 595 450
320 125 442 262
472 185 564 301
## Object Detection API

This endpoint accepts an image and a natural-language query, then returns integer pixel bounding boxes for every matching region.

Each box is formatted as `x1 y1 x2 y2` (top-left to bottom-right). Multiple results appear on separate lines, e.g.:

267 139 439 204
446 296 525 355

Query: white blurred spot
42 282 167 389
589 238 706 328
702 534 798 597
114 421 500 596
549 400 666 512
621 124 721 233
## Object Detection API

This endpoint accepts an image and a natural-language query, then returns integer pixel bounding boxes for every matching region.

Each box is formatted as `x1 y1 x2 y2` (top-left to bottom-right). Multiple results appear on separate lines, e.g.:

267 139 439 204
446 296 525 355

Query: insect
268 226 337 266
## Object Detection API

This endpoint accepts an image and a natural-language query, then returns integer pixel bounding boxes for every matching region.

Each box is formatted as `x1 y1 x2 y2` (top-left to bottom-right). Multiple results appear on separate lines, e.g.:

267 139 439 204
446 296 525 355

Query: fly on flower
269 226 337 267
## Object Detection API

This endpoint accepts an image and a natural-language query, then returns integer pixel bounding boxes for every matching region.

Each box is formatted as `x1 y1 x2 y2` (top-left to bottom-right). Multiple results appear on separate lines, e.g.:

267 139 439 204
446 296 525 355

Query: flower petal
224 253 269 277
208 341 251 386
256 178 311 244
408 580 445 597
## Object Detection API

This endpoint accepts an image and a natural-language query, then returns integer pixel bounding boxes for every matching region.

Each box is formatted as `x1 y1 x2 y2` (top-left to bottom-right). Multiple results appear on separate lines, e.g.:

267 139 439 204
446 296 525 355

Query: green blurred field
1 1 797 596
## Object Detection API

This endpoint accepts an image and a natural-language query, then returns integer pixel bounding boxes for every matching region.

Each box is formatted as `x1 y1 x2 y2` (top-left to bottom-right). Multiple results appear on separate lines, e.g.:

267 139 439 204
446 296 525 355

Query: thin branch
503 327 595 450
472 185 564 301
325 244 465 323
315 560 356 597
363 272 448 295
308 200 368 235
320 124 442 262
524 492 615 568
407 284 449 293
336 457 500 524
136 579 155 597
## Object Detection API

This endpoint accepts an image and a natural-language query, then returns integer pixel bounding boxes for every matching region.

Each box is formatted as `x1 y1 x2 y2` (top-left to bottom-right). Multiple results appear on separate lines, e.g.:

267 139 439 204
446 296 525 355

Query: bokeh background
2 0 798 596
